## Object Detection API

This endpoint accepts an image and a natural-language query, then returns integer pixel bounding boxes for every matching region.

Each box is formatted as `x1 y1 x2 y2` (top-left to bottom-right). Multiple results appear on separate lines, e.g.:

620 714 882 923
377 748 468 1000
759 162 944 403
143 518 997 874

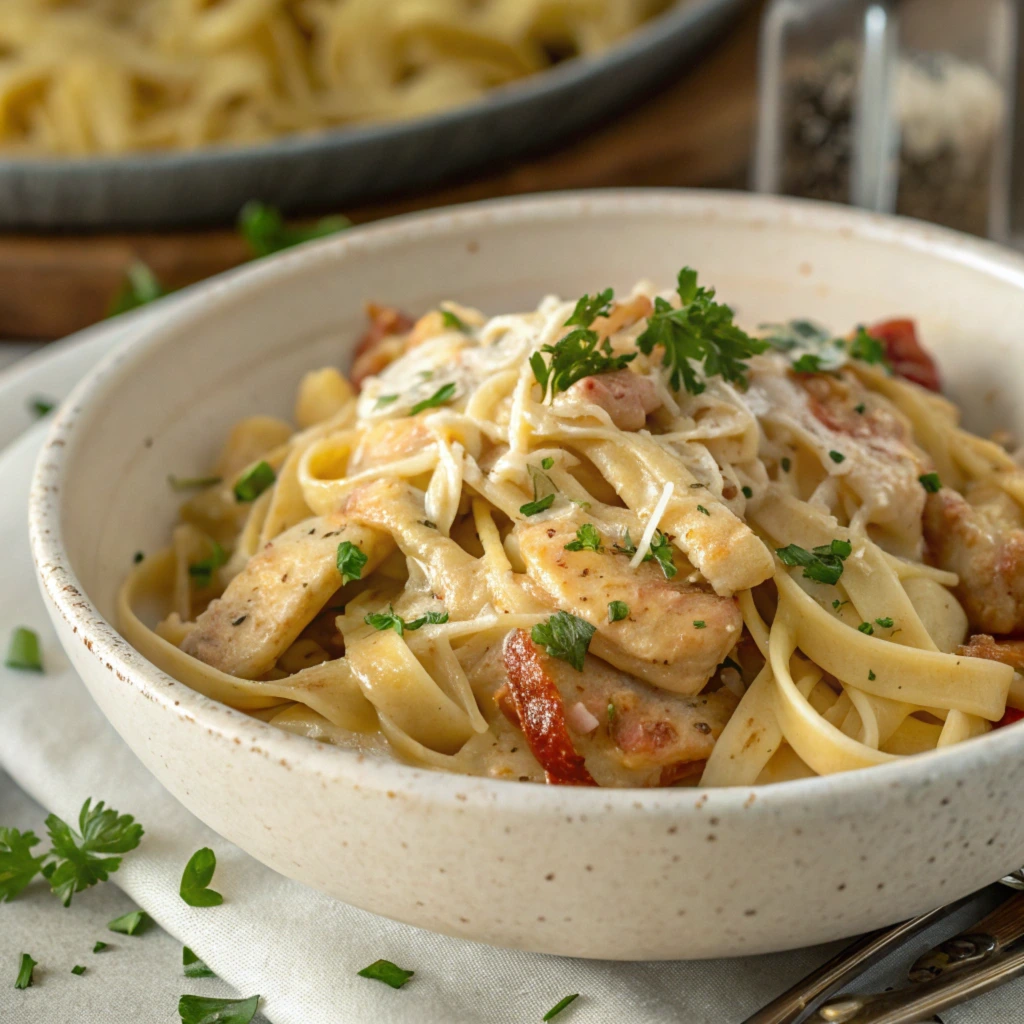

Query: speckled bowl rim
28 188 1024 818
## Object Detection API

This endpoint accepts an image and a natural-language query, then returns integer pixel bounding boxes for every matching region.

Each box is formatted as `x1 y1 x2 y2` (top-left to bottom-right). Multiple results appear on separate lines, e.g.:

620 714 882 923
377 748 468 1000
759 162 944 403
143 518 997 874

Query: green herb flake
781 457 792 473
108 261 166 318
6 627 42 672
791 353 824 373
183 946 216 979
440 309 470 333
607 601 629 623
92 942 108 953
364 606 448 636
564 288 614 328
854 403 866 414
188 541 228 590
849 327 890 367
233 461 276 503
868 669 877 681
831 599 847 611
14 953 36 990
180 847 223 908
374 394 399 410
239 199 350 258
607 702 616 724
858 621 874 635
410 382 456 415
696 504 710 516
541 457 554 470
30 397 55 417
775 541 851 586
520 493 556 517
693 620 706 629
71 965 86 976
565 524 602 552
133 551 145 564
829 450 846 464
742 486 753 499
108 909 149 936
543 993 580 1021
647 532 677 579
531 329 636 400
875 617 894 628
168 474 222 493
357 959 414 989
531 612 596 672
178 993 261 1024
336 541 367 585
635 267 768 395
919 472 942 494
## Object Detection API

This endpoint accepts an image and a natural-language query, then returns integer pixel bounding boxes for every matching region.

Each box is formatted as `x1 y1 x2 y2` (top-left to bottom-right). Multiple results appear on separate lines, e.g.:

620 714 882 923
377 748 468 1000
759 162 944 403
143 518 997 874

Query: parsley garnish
180 847 223 907
440 309 470 333
541 457 554 470
71 964 86 976
781 457 791 472
868 669 877 681
108 261 166 318
608 601 629 622
0 828 46 902
858 621 874 635
30 397 55 417
15 953 36 989
742 486 753 499
832 599 847 610
364 606 448 636
829 450 845 464
614 529 677 579
233 461 275 502
168 474 222 492
530 330 636 400
697 504 710 516
108 909 148 935
410 382 456 415
336 541 367 585
358 959 414 989
875 617 894 628
635 268 767 395
849 327 889 366
531 612 596 672
775 539 851 585
133 551 145 564
919 472 942 493
183 946 216 979
188 541 227 589
93 941 108 953
543 994 580 1021
565 288 614 327
374 394 399 410
792 353 826 373
178 993 261 1024
6 627 42 672
693 620 706 629
565 524 602 552
239 200 349 258
520 493 556 517
854 403 866 414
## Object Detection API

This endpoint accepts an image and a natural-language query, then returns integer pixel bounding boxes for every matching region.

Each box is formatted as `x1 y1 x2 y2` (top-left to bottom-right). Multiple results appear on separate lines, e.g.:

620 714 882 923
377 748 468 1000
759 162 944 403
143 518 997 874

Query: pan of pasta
30 192 1024 958
0 0 745 227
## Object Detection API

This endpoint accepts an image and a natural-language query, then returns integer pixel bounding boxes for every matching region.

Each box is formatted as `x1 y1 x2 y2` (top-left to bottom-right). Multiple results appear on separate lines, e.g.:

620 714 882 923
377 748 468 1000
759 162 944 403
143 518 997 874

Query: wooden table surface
0 1 762 342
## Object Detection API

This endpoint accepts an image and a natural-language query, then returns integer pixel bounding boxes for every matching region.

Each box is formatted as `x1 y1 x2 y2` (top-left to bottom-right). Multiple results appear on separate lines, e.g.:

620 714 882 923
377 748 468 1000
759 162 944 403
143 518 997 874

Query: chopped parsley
848 326 889 367
168 474 221 492
541 457 554 470
15 953 36 990
858 622 874 635
775 539 852 586
357 959 414 989
336 541 367 585
742 486 753 499
108 909 148 936
239 199 349 258
781 457 792 473
530 327 636 400
791 353 826 373
108 261 166 318
919 472 942 493
183 946 216 979
440 309 471 333
693 620 706 629
543 993 580 1021
30 397 55 417
364 606 448 636
520 493 556 517
178 993 261 1024
233 461 276 503
411 381 457 415
832 599 847 610
565 524 602 552
854 403 866 414
565 288 614 327
531 612 596 672
179 847 223 907
6 627 42 672
875 617 894 628
607 701 616 724
92 942 108 953
71 964 86 976
697 504 710 516
614 529 677 579
829 450 845 464
374 394 399 410
607 601 629 622
188 541 227 589
868 669 877 681
635 267 768 394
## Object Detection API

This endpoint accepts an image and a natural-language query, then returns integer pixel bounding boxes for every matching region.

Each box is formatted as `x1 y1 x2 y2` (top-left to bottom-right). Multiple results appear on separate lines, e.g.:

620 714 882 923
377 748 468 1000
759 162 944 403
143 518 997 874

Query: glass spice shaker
753 0 1017 241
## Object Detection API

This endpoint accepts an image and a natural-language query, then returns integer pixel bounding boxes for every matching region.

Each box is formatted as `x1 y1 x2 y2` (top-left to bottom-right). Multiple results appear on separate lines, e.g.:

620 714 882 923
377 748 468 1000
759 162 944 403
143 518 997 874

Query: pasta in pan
0 0 668 155
120 272 1024 788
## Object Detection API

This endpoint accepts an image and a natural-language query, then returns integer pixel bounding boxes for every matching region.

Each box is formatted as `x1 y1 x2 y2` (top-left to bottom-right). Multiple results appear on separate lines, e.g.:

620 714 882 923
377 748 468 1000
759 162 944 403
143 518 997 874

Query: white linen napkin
1 329 1021 1023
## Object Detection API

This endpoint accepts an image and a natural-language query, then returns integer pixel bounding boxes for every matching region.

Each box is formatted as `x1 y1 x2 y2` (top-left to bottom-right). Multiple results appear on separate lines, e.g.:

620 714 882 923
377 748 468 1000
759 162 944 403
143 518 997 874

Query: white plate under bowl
28 190 1024 960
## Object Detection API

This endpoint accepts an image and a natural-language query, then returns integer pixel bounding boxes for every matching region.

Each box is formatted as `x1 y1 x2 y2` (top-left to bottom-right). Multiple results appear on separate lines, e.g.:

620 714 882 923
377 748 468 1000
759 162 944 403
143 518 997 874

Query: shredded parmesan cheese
630 481 674 568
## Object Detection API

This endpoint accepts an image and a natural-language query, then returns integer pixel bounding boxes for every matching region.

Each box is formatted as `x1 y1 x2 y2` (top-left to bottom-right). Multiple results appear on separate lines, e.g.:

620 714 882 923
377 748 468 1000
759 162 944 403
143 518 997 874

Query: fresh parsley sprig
365 606 449 636
531 611 596 672
0 828 46 901
565 524 602 552
180 847 223 907
775 539 852 586
635 268 767 395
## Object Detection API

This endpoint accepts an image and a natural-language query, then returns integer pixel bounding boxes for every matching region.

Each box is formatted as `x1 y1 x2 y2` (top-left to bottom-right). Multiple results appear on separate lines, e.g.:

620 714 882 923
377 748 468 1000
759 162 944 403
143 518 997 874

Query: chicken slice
924 482 1024 634
517 519 741 695
350 303 414 388
181 516 394 678
564 369 661 431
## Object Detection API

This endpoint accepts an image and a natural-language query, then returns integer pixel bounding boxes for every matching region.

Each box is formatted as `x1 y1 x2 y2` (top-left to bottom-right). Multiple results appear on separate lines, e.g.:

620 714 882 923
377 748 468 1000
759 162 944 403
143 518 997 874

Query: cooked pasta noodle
0 0 669 155
119 277 1024 788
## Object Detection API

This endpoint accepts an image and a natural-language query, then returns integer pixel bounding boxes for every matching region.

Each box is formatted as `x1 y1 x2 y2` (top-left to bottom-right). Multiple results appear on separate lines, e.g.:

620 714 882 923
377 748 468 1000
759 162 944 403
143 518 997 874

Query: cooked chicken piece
475 630 737 787
350 303 414 388
868 318 941 392
341 478 491 618
517 519 741 695
564 369 661 431
800 372 917 449
181 516 394 678
924 482 1024 634
348 418 434 473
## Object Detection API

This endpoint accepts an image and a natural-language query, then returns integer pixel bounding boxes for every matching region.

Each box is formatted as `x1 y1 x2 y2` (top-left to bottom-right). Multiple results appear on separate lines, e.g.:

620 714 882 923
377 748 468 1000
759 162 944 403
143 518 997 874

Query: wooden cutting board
0 2 761 341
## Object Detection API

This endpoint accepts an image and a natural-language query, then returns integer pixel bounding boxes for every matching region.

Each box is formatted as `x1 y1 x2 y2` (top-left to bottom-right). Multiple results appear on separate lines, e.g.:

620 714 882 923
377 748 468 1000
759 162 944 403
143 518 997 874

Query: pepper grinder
753 0 1017 241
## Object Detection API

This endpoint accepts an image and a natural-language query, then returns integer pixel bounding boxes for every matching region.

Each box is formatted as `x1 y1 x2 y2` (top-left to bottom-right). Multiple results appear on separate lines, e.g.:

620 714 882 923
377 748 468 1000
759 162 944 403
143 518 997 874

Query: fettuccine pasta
119 274 1024 788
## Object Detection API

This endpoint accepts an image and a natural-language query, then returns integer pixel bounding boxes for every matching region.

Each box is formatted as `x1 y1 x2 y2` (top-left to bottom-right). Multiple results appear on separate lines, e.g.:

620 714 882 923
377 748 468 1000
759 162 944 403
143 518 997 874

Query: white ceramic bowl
29 191 1024 960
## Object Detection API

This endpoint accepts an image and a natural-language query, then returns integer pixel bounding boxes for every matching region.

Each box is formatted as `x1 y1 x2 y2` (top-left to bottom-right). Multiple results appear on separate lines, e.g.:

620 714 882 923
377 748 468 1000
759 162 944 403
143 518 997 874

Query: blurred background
0 0 1019 342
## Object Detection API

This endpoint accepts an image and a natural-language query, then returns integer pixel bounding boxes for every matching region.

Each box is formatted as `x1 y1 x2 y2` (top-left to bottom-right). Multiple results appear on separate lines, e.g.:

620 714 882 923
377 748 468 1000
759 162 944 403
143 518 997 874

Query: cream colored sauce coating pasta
119 281 1024 788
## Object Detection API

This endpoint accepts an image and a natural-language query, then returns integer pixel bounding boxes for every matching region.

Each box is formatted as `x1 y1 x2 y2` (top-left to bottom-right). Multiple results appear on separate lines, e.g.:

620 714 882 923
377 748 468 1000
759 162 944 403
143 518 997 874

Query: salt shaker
753 0 1016 240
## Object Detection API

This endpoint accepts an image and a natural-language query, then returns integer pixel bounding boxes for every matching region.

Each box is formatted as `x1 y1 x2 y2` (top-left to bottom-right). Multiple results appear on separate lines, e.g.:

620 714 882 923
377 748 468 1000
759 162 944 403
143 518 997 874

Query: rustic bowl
29 190 1024 959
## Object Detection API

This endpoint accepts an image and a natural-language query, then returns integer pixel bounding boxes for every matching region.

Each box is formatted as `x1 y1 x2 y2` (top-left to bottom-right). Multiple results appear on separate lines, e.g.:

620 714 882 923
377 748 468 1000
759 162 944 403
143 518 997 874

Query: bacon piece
350 303 414 389
868 319 941 392
566 369 661 431
500 629 597 786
